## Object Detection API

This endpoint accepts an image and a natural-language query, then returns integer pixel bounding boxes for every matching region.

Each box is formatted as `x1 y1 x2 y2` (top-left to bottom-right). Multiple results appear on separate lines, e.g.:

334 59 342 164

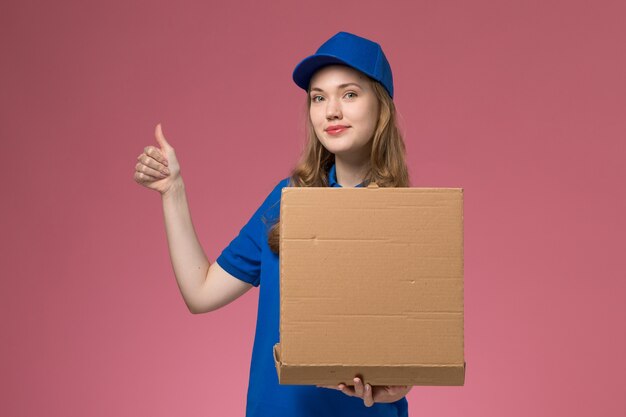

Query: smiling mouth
326 127 349 135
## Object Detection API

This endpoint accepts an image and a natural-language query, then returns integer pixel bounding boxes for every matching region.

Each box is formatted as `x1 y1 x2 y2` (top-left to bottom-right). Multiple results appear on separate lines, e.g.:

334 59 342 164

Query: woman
134 31 412 416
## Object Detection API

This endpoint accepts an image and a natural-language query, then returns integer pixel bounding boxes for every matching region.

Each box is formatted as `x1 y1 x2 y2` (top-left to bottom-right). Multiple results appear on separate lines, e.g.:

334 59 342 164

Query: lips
325 125 350 134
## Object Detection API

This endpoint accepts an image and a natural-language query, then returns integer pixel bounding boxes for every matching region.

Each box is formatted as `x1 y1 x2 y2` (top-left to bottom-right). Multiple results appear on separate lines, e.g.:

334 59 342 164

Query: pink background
2 0 624 416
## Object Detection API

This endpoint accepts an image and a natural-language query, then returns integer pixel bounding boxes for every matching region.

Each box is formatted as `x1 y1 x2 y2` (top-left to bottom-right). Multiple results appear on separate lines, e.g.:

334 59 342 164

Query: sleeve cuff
215 256 260 287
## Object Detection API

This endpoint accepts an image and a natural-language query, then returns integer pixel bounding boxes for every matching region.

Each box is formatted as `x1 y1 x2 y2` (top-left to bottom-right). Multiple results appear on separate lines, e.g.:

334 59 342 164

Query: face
308 65 380 161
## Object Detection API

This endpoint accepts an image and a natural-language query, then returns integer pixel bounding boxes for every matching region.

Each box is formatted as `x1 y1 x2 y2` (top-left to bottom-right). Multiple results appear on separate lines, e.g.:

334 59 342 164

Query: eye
344 91 358 99
311 95 324 103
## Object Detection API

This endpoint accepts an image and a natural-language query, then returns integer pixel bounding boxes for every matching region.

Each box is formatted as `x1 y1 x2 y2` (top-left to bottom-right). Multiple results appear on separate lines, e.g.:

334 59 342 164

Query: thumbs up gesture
134 123 182 195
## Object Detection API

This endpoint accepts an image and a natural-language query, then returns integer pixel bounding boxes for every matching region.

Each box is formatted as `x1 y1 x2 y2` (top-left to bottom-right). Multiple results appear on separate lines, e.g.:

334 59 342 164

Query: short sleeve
215 178 289 287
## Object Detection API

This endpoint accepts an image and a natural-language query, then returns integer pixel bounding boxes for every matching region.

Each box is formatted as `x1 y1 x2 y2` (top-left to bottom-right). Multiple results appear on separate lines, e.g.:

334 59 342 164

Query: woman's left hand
317 377 412 407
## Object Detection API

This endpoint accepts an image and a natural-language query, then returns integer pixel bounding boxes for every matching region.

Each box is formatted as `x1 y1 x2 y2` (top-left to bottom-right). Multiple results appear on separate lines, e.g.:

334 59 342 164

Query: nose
325 97 342 120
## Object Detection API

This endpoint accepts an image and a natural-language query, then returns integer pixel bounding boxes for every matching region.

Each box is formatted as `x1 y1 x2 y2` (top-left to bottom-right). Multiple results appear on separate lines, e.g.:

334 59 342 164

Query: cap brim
292 55 355 92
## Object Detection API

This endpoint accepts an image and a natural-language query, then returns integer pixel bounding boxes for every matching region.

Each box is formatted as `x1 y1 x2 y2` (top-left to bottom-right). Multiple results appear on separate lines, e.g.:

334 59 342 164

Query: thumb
154 123 172 150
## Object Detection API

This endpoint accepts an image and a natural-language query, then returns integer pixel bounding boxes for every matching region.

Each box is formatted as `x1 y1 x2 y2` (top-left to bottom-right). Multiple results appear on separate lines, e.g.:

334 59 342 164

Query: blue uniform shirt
216 163 409 416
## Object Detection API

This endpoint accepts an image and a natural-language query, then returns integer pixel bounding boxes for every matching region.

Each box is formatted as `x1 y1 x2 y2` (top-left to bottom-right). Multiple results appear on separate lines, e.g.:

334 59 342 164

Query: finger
135 162 167 179
142 146 169 168
354 377 364 398
137 153 170 175
338 383 355 397
363 384 374 407
154 123 172 155
134 170 160 184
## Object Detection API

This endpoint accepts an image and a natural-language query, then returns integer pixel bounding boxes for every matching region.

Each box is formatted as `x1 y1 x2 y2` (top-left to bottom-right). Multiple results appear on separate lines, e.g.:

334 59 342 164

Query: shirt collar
329 163 366 188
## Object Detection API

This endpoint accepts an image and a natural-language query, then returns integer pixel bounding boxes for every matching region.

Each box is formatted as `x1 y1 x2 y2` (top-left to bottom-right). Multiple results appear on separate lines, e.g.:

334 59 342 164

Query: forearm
161 179 209 311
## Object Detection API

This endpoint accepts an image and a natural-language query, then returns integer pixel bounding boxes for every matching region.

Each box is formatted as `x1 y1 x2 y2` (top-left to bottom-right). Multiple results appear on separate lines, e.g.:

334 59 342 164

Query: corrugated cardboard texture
275 187 465 386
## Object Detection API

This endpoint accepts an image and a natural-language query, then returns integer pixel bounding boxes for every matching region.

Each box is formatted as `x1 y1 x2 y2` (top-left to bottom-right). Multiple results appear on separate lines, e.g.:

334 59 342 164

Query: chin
320 136 352 150
322 143 353 155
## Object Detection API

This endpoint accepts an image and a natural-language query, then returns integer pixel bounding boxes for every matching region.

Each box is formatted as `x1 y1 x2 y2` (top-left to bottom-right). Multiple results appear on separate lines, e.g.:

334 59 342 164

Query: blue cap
292 32 394 99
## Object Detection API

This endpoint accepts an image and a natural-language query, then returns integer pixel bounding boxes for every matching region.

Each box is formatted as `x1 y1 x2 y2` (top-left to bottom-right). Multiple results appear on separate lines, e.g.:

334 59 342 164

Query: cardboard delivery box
273 184 465 386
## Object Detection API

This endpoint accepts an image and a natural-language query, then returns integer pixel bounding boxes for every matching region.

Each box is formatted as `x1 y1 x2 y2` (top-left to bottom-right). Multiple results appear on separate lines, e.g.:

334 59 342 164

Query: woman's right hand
134 123 182 195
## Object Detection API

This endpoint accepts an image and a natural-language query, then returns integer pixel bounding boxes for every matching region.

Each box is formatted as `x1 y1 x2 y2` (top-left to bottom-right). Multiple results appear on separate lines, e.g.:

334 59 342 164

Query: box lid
278 187 464 385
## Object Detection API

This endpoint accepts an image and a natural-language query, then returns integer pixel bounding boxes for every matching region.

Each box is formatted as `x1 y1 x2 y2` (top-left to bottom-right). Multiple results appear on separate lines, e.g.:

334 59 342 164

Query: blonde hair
266 78 410 254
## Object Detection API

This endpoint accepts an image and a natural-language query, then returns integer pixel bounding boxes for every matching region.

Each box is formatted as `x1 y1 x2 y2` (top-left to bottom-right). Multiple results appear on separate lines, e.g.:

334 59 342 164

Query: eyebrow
309 83 363 93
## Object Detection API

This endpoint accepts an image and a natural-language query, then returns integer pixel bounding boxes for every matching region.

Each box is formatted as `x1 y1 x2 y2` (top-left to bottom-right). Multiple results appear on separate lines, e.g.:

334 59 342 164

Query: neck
334 156 370 188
